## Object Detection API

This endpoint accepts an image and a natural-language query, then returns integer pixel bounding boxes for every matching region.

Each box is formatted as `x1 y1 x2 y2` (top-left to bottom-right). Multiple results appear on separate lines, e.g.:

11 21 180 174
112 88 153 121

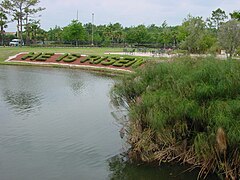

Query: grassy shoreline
112 57 240 179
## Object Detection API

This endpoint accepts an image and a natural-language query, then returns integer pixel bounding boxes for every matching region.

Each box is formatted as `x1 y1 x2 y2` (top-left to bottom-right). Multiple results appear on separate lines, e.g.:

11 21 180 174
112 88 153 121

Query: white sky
4 0 240 32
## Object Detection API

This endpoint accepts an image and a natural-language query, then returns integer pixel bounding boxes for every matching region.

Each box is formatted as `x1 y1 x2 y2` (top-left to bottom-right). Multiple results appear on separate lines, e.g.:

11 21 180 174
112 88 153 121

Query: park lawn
0 47 123 63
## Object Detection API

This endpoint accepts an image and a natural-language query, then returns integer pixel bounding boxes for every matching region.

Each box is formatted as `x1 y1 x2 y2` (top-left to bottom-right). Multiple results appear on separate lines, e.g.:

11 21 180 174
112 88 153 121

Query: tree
230 10 240 21
159 21 174 48
207 8 228 29
103 23 124 45
0 9 8 46
62 20 86 46
125 25 149 45
26 20 46 43
0 0 45 46
47 26 63 42
218 20 240 58
180 15 207 53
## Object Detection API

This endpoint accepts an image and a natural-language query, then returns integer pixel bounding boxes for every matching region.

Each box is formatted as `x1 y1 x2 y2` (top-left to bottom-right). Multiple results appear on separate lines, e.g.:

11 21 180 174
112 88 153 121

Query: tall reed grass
112 57 240 179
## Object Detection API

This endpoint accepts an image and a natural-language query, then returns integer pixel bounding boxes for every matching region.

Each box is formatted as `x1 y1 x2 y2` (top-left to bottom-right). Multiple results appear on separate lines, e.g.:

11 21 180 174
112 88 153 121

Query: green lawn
0 46 123 63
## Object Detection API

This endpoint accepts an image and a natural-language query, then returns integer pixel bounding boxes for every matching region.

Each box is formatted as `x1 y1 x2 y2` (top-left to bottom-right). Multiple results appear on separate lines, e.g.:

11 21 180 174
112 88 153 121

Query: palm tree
0 11 7 46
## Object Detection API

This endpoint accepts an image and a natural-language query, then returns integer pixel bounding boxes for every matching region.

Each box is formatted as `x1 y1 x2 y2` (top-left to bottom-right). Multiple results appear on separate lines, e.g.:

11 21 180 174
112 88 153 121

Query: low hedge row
21 52 55 61
20 52 145 68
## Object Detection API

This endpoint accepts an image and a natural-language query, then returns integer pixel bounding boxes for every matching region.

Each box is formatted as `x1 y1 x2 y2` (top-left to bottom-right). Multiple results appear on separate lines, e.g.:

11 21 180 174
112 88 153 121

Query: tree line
0 0 240 56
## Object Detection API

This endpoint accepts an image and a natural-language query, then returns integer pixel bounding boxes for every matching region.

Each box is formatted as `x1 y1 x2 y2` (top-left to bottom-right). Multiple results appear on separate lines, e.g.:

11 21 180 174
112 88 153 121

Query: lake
0 66 217 180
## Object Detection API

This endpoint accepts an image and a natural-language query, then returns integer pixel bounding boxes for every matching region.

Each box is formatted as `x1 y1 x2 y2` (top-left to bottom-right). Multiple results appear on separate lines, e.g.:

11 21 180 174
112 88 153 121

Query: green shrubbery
36 53 54 61
56 53 68 62
20 52 145 68
21 52 55 61
112 58 240 179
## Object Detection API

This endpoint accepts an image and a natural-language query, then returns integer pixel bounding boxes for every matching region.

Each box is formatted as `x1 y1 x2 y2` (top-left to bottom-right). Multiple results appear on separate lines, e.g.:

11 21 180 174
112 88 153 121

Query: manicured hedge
21 52 35 60
36 53 55 61
112 60 129 67
101 58 116 66
19 52 145 68
56 53 68 61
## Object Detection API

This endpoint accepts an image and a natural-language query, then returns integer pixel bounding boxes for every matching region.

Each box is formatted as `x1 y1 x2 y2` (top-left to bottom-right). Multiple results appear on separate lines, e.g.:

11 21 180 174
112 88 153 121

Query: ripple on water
2 89 43 115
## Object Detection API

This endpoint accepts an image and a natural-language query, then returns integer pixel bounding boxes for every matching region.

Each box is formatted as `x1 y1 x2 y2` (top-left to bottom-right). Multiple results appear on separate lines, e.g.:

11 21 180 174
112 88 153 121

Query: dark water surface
0 66 217 180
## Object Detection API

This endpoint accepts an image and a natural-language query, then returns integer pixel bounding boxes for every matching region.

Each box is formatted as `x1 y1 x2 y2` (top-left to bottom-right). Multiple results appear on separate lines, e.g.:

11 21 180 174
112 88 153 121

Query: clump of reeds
112 57 240 179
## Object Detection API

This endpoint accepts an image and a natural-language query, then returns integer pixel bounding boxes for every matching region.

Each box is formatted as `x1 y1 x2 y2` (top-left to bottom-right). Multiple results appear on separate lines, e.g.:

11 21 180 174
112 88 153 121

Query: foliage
0 10 8 45
112 58 240 178
125 25 150 45
62 20 86 46
0 0 45 45
230 10 240 21
180 15 216 53
47 26 63 42
207 8 228 29
18 52 145 68
218 20 240 58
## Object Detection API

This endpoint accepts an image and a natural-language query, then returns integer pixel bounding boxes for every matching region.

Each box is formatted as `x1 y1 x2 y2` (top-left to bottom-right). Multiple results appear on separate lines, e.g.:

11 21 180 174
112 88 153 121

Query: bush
80 57 90 63
124 60 137 67
112 58 240 178
124 57 136 61
112 60 129 67
63 56 77 62
36 53 55 61
56 53 68 62
132 59 144 68
30 53 42 60
21 52 34 60
93 56 108 64
101 58 116 66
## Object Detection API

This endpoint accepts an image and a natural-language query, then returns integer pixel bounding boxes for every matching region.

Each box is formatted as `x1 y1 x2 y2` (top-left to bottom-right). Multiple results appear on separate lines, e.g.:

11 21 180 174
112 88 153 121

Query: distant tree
230 10 240 21
47 26 63 42
27 20 46 43
104 23 124 45
62 20 86 46
180 15 207 53
207 8 228 29
160 21 174 48
218 20 240 58
0 0 45 45
147 24 160 44
84 23 95 44
0 9 8 45
125 25 149 45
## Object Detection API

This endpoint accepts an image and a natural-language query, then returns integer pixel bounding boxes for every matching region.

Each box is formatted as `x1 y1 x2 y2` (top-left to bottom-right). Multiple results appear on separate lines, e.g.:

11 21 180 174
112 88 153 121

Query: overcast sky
4 0 240 32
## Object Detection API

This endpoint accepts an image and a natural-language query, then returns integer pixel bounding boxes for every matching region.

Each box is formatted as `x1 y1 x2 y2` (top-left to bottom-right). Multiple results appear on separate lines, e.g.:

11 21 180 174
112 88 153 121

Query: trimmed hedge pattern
19 52 145 68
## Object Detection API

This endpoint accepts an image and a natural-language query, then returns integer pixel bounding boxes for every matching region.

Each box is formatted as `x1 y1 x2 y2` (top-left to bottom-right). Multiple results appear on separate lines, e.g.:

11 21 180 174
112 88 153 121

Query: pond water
0 66 218 180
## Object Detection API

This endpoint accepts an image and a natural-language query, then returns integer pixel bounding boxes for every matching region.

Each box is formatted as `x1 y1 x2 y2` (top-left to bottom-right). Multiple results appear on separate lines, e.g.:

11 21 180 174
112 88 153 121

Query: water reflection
65 70 85 95
3 90 42 114
108 155 219 180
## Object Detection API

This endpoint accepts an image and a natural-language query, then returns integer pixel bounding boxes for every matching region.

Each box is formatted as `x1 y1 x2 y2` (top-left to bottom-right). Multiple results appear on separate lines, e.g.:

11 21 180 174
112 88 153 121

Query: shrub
132 59 145 68
56 53 68 62
124 60 137 67
112 56 121 60
36 53 55 61
21 52 34 60
63 56 77 62
80 57 90 63
124 57 136 61
93 56 108 64
30 53 42 60
89 56 101 64
71 53 81 58
112 60 129 67
112 58 240 179
101 58 116 66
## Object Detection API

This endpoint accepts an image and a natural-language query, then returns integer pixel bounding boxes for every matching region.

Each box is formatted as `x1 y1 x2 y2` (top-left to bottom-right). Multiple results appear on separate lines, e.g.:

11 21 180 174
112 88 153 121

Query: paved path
105 52 175 57
105 52 235 59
